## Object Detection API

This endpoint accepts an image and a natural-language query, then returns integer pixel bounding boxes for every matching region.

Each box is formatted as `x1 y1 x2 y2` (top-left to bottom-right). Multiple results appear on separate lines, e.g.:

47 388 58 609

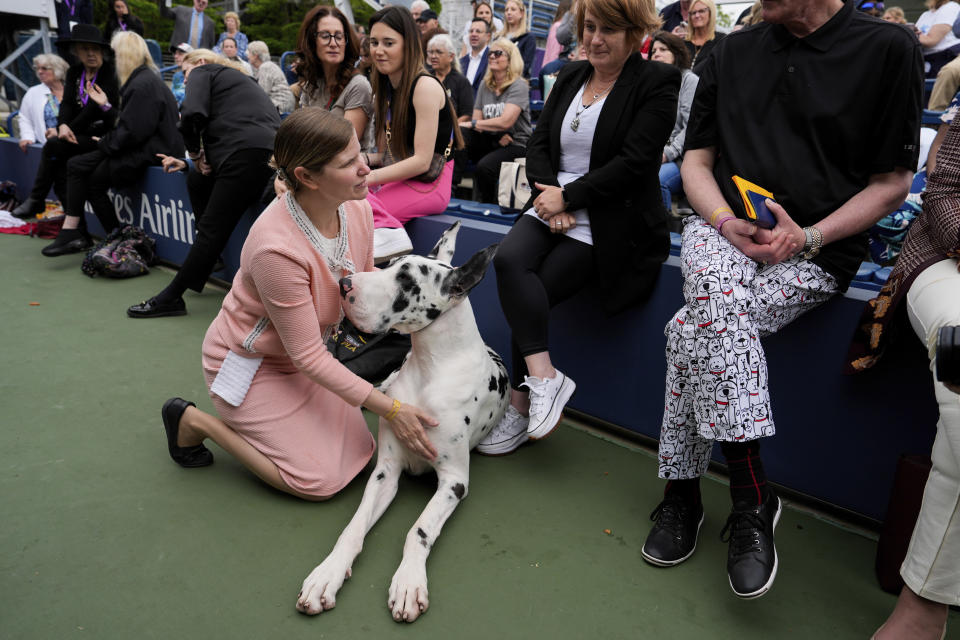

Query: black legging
494 214 595 386
65 149 122 234
30 137 99 205
171 147 274 293
463 129 526 204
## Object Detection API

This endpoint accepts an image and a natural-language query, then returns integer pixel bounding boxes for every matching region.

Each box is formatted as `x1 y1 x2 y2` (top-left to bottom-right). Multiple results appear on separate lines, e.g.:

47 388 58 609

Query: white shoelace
522 377 553 419
490 407 526 437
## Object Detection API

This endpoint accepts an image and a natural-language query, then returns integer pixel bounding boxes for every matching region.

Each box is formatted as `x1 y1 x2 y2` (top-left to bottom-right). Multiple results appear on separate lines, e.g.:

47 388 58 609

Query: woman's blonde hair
224 11 241 30
246 40 270 63
576 0 662 50
686 0 717 41
182 48 246 73
32 53 69 82
483 38 524 92
111 31 156 86
270 107 355 192
499 0 529 38
882 6 907 23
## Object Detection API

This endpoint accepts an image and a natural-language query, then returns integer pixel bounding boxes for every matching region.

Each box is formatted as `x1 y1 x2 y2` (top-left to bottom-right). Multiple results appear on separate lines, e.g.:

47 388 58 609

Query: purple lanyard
120 21 128 31
79 68 98 107
64 0 76 16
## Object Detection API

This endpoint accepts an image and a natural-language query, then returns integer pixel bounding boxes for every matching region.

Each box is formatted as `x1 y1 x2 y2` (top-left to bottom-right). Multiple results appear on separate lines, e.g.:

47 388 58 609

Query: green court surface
1 233 956 639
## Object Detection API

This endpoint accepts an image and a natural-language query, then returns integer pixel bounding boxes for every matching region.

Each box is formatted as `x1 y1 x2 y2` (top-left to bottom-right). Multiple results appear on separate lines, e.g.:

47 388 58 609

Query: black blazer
460 47 489 95
524 53 680 315
59 60 120 143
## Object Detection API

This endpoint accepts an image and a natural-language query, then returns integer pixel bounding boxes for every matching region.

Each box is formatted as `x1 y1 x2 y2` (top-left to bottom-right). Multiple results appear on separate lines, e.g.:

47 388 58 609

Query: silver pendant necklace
570 79 614 132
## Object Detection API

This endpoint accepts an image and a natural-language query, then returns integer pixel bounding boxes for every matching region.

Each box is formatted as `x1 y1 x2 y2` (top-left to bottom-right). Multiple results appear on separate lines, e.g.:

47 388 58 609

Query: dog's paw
296 560 352 615
387 563 429 622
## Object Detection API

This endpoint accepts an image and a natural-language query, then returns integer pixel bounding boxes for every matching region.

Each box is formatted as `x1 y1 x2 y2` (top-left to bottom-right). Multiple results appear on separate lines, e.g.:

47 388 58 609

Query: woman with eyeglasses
363 6 463 262
459 39 531 204
915 0 960 78
296 5 373 151
499 0 536 78
426 34 473 121
684 0 723 75
15 54 69 155
476 0 678 455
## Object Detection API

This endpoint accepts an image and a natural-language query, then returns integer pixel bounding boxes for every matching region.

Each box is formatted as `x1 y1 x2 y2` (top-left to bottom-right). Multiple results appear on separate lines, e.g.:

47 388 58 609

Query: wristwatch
99 101 112 112
561 188 570 208
801 226 823 259
470 119 477 129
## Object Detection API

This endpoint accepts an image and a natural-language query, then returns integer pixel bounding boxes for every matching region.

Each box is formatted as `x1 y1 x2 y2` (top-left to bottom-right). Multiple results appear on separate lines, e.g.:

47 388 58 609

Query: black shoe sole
127 307 187 319
640 510 705 567
729 496 782 599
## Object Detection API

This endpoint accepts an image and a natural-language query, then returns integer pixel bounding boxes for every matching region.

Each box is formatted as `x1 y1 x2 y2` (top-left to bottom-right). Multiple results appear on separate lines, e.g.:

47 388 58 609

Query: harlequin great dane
296 222 509 622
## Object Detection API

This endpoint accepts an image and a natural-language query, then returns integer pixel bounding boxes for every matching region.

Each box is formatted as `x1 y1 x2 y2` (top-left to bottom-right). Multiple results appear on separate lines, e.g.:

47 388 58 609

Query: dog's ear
427 221 461 263
442 243 498 298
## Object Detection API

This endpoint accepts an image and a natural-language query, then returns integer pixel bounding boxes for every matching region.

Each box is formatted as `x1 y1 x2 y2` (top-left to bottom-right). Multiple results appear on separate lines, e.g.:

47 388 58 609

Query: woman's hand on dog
388 402 439 460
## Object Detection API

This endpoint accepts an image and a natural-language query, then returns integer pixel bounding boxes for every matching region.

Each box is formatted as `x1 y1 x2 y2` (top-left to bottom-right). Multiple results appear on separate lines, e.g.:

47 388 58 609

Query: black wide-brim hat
57 24 112 52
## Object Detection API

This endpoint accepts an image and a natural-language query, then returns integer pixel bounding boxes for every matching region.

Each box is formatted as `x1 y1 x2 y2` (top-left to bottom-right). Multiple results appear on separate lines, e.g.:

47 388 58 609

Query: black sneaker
641 493 705 567
720 490 782 599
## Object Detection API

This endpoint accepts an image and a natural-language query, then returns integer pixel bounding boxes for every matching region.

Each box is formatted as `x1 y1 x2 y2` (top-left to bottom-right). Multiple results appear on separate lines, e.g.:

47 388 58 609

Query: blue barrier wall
2 138 939 522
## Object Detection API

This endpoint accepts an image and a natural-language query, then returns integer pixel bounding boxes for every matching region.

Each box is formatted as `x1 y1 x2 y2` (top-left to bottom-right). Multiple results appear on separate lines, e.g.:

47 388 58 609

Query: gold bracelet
384 398 401 421
708 206 733 226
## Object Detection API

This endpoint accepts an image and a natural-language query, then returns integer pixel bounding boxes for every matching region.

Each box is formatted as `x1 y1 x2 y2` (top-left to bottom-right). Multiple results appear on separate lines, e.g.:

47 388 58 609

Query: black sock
720 440 767 509
664 478 701 505
55 227 83 243
154 281 186 304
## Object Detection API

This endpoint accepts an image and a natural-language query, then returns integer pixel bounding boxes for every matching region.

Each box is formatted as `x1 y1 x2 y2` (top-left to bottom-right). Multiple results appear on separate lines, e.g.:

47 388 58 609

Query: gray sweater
663 69 699 163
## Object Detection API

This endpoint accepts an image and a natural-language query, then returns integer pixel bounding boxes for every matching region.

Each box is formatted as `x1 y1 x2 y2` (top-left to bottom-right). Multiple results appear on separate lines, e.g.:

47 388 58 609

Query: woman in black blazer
476 0 679 456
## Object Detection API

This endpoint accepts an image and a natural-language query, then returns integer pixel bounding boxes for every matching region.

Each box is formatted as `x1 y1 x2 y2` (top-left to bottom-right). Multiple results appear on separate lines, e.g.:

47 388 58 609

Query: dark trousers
172 148 274 293
493 215 594 385
65 149 121 234
463 129 525 204
30 137 99 204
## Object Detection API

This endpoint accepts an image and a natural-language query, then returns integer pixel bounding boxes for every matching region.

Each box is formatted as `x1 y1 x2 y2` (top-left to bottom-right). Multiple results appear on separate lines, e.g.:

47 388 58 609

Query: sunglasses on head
488 50 505 59
859 1 884 9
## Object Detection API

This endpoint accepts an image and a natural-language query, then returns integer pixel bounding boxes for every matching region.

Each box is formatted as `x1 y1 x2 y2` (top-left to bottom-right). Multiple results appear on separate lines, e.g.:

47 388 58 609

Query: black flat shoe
161 397 213 468
11 196 45 219
127 296 187 318
41 231 93 257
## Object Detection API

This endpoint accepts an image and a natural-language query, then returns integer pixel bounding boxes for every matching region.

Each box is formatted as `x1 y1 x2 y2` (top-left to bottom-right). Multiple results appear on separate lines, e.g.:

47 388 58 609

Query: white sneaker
523 369 575 440
373 227 413 263
475 406 529 456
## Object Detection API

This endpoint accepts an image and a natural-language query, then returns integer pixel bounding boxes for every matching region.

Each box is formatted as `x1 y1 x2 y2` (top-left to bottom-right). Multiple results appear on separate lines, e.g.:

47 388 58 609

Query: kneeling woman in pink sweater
161 108 438 500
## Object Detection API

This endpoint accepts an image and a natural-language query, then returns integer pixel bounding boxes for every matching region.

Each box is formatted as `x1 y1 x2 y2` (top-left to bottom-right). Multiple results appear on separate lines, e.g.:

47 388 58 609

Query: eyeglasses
316 31 345 44
426 49 447 56
690 8 709 16
34 65 52 71
488 50 506 59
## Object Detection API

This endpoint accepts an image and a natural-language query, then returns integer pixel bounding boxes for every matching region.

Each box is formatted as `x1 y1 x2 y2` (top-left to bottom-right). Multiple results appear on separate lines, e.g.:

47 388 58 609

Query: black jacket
98 65 184 184
58 60 120 143
523 53 680 315
105 13 145 40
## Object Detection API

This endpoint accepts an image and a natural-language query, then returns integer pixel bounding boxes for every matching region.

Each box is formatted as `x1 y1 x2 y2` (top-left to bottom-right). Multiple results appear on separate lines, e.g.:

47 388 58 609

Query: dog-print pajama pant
658 217 839 480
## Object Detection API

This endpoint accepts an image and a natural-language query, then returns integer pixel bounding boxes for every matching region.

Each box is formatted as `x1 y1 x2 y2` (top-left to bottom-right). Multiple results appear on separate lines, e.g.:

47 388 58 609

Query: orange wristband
384 398 401 421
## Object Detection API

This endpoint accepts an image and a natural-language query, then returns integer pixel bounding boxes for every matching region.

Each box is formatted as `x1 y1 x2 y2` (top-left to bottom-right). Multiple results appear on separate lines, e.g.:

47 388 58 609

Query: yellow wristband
708 206 733 225
384 398 401 421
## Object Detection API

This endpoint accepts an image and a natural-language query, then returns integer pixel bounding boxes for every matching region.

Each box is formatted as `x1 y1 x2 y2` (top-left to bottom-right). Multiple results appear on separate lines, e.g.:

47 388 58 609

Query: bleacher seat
145 39 163 70
280 51 298 85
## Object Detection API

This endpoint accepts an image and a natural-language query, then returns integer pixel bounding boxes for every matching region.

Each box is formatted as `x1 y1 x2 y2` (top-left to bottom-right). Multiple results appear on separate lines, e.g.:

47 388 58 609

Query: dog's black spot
488 376 497 392
497 374 509 396
434 273 441 285
392 295 409 313
488 411 493 419
419 264 429 275
464 416 471 425
474 396 478 402
426 308 441 320
376 472 385 481
452 483 465 499
420 539 429 548
400 263 410 271
450 434 462 443
349 296 355 304
417 527 427 539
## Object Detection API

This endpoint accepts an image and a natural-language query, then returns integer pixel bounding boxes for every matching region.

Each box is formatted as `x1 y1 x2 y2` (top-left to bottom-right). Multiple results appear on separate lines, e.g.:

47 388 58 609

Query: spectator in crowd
247 40 296 113
16 54 69 154
410 0 430 22
219 37 253 75
159 108 438 495
288 54 305 103
358 35 373 80
462 0 504 56
428 34 473 121
169 42 192 106
363 6 463 262
55 0 93 39
418 9 447 61
157 0 216 51
649 31 698 212
499 0 536 78
104 0 144 40
477 0 678 455
737 0 763 28
916 0 960 78
11 25 119 220
127 49 280 318
538 2 578 95
659 0 692 34
459 38 531 204
213 11 249 61
461 17 492 95
41 32 183 256
929 54 960 110
684 0 724 74
849 109 960 640
882 5 907 22
297 5 373 150
544 0 573 65
642 0 920 601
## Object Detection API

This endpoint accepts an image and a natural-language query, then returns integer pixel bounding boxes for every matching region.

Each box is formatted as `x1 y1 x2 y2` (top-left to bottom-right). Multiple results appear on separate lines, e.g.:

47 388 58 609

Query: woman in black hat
11 25 119 224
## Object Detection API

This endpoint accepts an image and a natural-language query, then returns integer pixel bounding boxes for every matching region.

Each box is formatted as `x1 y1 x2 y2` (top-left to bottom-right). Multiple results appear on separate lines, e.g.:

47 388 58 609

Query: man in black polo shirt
641 0 921 599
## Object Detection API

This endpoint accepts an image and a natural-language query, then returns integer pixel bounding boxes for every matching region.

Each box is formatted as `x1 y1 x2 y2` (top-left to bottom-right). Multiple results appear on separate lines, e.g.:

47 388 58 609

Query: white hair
32 53 69 82
246 40 271 63
410 0 431 11
427 33 461 73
